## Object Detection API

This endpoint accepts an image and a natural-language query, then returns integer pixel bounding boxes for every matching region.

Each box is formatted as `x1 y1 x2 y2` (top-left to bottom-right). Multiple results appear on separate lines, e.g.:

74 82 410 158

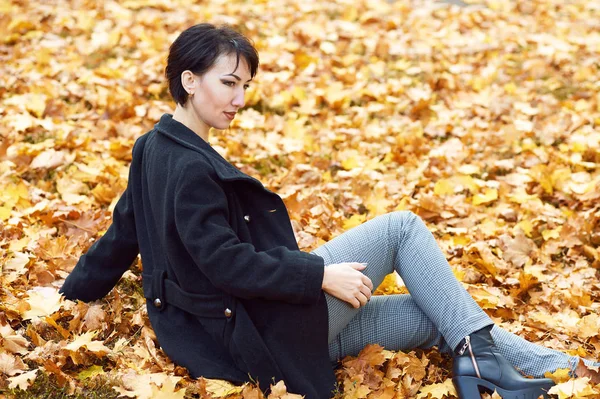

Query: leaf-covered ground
1 0 600 397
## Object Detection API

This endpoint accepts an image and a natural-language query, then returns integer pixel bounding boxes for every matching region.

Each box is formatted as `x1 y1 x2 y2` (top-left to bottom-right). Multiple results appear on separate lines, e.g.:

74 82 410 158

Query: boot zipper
458 339 469 356
463 336 482 379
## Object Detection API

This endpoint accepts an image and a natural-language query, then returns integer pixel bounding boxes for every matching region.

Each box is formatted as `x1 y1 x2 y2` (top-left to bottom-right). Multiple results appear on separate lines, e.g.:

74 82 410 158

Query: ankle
454 325 494 354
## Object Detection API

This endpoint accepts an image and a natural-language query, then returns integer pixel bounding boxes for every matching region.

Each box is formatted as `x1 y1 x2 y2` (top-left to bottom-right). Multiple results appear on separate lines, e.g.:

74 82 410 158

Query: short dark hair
165 23 259 105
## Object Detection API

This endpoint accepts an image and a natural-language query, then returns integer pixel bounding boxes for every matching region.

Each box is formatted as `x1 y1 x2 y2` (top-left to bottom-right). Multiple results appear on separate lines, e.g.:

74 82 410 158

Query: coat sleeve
59 170 140 302
174 161 325 305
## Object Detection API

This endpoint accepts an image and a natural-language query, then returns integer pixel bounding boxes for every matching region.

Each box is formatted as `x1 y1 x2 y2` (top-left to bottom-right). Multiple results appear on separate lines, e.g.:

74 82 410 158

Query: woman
60 24 593 399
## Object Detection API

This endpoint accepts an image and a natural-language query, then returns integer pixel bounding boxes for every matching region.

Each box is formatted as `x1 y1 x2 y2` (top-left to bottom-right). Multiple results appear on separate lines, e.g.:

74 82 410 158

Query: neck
172 103 210 142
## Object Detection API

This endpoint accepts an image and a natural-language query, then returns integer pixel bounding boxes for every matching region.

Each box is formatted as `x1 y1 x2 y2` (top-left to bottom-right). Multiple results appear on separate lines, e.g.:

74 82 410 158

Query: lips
224 112 236 121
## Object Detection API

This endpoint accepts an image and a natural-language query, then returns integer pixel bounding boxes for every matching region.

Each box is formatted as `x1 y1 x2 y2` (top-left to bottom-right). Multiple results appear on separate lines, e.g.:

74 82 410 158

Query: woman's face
186 53 251 131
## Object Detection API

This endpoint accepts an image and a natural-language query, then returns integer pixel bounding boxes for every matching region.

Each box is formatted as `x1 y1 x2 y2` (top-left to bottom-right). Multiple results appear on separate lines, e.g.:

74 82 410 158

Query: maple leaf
29 149 68 169
82 304 106 332
416 378 456 399
577 314 600 339
575 360 600 385
499 231 534 268
0 352 28 376
472 188 498 206
149 378 186 399
545 368 574 384
0 320 29 354
242 383 266 399
114 371 183 399
2 251 32 283
205 379 244 396
7 368 39 390
548 377 597 399
22 287 63 320
77 364 104 381
267 380 303 399
65 330 110 354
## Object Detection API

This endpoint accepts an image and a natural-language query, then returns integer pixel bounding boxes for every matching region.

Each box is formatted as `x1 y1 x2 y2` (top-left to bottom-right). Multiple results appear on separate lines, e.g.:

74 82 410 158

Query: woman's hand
322 262 373 309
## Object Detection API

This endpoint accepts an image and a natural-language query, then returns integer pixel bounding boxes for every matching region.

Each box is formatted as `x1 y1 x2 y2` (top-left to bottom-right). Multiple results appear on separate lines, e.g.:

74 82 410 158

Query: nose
232 87 245 108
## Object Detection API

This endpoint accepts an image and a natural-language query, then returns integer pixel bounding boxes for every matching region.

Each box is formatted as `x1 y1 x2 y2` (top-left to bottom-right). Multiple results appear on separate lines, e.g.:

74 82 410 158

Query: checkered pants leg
311 211 591 377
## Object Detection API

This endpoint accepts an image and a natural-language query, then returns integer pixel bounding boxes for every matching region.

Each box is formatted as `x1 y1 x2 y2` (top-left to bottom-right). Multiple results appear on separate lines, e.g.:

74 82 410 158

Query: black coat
60 114 336 398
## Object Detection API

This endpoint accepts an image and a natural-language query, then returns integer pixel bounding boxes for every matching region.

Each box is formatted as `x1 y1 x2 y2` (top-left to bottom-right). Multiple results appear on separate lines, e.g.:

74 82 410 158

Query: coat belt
143 270 230 319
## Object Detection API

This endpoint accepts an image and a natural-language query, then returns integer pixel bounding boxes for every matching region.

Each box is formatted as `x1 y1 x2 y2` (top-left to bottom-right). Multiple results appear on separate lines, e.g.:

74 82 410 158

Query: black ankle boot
452 326 555 399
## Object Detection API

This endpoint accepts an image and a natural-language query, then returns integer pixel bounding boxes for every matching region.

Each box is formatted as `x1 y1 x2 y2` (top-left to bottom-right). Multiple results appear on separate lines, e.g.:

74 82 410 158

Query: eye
222 80 235 87
243 84 250 90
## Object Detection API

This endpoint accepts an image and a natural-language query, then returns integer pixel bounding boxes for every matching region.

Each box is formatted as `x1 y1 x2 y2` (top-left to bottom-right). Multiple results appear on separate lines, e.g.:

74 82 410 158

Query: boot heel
452 376 485 399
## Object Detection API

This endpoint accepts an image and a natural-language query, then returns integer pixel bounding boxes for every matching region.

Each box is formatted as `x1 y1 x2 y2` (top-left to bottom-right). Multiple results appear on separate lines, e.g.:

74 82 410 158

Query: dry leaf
7 368 39 390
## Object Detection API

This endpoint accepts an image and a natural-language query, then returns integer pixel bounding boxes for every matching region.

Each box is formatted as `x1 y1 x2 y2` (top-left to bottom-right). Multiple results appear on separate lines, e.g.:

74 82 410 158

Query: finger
349 262 368 270
360 285 372 300
356 292 368 307
362 275 373 291
349 297 361 309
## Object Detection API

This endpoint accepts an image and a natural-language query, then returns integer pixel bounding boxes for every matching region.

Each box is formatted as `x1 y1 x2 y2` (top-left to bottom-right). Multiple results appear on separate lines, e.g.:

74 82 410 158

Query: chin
213 122 232 130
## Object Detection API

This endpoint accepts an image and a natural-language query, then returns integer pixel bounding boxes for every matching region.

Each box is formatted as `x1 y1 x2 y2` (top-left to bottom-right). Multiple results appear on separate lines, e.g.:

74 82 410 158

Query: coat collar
154 114 263 186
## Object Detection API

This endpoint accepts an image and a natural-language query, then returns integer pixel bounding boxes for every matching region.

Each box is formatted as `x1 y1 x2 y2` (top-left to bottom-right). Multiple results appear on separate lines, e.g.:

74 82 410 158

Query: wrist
321 266 330 290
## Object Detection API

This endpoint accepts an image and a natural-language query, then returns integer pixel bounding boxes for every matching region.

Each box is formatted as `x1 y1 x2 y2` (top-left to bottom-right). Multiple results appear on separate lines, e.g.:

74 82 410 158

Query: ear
180 70 196 95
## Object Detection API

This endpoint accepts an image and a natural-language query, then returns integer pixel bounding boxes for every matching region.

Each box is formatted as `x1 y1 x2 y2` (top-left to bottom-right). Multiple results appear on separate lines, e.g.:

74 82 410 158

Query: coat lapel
154 114 266 188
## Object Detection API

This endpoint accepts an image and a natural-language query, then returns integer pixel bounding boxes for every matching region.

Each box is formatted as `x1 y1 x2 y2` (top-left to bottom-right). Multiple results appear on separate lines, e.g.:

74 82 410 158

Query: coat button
243 215 251 223
153 298 162 308
224 308 232 318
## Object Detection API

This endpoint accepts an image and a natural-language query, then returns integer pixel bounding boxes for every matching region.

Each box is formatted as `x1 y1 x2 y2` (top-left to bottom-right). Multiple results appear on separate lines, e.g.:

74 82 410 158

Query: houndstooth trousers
310 211 594 377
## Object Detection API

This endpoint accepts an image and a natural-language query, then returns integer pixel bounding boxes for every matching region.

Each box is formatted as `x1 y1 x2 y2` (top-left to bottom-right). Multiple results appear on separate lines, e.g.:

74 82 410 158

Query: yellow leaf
113 371 183 399
1 181 29 208
342 157 360 170
434 179 454 196
3 251 31 279
345 384 371 399
455 175 479 193
577 314 600 339
0 206 11 220
542 227 561 241
4 93 47 117
22 287 63 320
472 188 498 206
548 377 596 399
283 118 306 140
515 220 533 237
77 365 104 381
416 378 457 398
324 82 350 109
205 379 244 396
149 378 186 399
545 368 572 383
504 82 517 94
8 237 30 252
457 164 481 175
65 331 110 354
343 214 366 230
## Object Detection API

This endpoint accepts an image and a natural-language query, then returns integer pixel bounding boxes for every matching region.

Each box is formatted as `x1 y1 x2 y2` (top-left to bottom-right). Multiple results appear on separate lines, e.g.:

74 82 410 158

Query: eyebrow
223 73 252 82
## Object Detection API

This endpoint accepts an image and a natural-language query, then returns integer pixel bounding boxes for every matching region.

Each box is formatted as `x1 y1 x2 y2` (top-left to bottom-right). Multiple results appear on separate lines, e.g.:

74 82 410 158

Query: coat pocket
221 301 284 388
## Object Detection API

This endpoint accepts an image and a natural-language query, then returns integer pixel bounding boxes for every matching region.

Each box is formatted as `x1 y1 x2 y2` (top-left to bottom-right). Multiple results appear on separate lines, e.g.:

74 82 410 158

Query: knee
390 210 421 228
389 210 428 237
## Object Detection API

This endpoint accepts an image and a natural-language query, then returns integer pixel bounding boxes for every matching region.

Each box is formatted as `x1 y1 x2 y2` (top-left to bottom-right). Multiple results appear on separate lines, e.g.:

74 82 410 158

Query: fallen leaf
416 378 456 398
22 287 63 320
0 352 28 376
548 377 597 399
7 368 39 390
65 330 110 354
205 379 244 396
